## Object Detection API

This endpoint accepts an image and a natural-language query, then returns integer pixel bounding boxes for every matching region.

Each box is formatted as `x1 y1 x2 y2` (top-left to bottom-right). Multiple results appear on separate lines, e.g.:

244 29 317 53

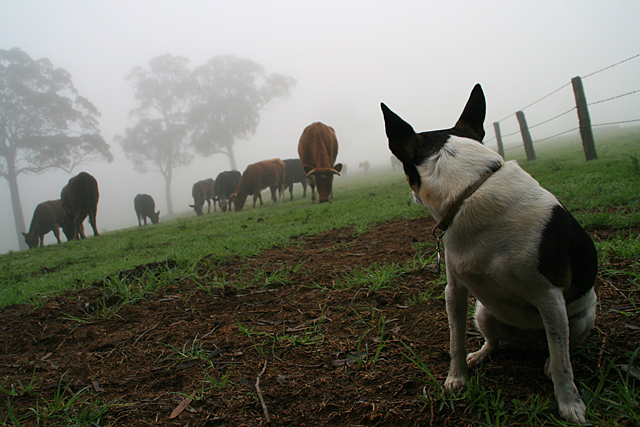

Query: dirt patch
0 216 638 426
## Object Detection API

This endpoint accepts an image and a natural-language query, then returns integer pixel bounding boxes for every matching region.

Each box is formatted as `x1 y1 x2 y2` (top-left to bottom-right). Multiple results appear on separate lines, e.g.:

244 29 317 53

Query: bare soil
0 216 638 426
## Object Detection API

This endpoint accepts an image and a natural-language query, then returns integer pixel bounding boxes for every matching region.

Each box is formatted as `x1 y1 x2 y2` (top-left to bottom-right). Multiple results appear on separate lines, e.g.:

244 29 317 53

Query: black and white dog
381 84 597 424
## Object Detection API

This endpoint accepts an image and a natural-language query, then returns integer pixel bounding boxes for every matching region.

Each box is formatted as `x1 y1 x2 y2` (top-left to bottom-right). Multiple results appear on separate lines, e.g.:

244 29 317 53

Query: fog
1 1 639 253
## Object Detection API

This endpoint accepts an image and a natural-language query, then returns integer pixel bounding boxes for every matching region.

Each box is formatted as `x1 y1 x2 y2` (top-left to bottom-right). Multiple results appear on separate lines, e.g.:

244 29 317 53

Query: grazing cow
189 178 215 216
134 194 160 226
297 122 342 203
60 171 99 240
214 170 242 212
22 199 66 249
283 158 308 201
359 160 371 172
230 159 286 211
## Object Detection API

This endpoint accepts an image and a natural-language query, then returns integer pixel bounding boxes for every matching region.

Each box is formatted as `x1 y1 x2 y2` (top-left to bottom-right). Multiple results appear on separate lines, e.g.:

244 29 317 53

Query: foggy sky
1 0 639 253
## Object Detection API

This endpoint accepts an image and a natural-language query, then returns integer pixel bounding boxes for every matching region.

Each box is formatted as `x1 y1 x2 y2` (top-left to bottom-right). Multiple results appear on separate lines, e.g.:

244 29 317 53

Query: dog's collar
433 163 502 236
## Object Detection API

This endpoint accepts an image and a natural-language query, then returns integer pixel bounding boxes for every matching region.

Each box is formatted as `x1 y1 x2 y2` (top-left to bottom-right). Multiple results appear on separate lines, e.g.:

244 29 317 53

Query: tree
189 55 296 170
0 47 113 250
118 54 296 214
117 54 194 216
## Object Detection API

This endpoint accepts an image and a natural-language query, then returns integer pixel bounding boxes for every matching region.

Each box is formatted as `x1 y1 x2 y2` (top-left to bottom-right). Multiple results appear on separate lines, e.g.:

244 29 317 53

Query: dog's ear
453 84 486 142
381 103 416 164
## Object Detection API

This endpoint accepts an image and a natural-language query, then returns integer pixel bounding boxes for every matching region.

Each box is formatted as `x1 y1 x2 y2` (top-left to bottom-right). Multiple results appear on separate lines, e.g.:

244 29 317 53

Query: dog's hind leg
467 302 501 367
444 277 470 389
537 289 587 424
568 289 597 348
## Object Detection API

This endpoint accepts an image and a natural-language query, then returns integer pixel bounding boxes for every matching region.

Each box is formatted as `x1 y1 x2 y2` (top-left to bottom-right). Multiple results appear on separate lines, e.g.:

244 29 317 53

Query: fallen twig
255 360 271 423
132 322 160 345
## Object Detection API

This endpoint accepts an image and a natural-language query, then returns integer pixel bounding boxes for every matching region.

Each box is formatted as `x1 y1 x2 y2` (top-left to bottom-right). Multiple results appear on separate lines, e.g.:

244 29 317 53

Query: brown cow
189 178 215 216
60 172 99 240
230 159 286 211
297 122 342 203
22 199 66 249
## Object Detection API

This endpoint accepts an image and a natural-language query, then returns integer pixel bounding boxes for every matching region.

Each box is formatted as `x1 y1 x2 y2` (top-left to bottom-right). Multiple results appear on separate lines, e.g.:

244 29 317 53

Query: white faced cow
297 122 342 203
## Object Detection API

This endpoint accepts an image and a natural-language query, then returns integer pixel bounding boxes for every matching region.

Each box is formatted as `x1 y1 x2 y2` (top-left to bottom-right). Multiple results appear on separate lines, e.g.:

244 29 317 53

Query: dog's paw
466 350 487 368
558 398 587 424
556 382 587 424
466 342 497 368
444 374 467 390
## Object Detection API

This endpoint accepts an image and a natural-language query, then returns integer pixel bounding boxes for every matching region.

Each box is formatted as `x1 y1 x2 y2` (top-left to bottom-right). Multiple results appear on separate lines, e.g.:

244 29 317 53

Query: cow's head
230 192 247 211
218 197 229 213
189 203 204 216
22 232 39 249
150 210 160 224
305 164 342 203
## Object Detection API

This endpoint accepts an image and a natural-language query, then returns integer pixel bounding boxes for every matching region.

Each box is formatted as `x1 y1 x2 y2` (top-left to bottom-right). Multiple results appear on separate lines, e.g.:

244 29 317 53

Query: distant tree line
116 54 296 216
0 47 295 250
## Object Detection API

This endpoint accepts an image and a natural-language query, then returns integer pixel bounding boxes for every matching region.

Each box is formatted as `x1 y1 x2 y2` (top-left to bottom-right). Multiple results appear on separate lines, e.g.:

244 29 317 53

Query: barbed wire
487 53 640 154
501 129 521 138
495 82 571 123
583 53 640 79
494 118 640 152
593 119 640 127
535 127 580 143
528 107 576 130
492 53 640 125
589 89 640 106
504 144 522 152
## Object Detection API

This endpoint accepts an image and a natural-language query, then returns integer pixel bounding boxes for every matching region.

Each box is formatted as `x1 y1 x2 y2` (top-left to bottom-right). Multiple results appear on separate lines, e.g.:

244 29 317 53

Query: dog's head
381 84 502 213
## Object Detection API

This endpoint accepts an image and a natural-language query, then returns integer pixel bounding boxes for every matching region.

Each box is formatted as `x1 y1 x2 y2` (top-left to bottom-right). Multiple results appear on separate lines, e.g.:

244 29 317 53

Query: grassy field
0 166 425 309
1 130 639 309
0 130 639 426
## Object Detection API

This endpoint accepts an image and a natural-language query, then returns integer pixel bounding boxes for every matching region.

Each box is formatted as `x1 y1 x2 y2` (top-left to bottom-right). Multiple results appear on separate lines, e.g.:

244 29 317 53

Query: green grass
1 371 112 426
0 170 423 309
1 129 639 426
403 343 640 426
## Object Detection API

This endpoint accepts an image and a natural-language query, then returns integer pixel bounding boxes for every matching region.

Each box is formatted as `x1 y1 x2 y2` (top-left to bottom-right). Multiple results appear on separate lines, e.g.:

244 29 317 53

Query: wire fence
484 53 640 157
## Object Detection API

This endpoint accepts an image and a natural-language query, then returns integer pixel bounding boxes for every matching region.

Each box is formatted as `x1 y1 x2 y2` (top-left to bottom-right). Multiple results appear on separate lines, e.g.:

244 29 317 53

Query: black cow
214 170 242 212
134 194 160 226
22 199 66 249
283 158 308 201
60 171 99 240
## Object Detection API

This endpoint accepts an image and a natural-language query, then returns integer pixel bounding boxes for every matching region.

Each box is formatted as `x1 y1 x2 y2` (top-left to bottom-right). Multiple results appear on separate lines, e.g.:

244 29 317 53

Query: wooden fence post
571 76 598 161
516 111 536 161
493 122 505 158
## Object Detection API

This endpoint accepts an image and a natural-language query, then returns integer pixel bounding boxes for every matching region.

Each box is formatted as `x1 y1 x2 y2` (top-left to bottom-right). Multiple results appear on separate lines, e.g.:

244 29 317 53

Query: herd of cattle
22 122 344 250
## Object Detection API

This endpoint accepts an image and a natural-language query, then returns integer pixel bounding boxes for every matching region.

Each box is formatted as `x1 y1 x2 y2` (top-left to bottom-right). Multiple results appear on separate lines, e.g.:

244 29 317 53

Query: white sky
1 0 639 252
